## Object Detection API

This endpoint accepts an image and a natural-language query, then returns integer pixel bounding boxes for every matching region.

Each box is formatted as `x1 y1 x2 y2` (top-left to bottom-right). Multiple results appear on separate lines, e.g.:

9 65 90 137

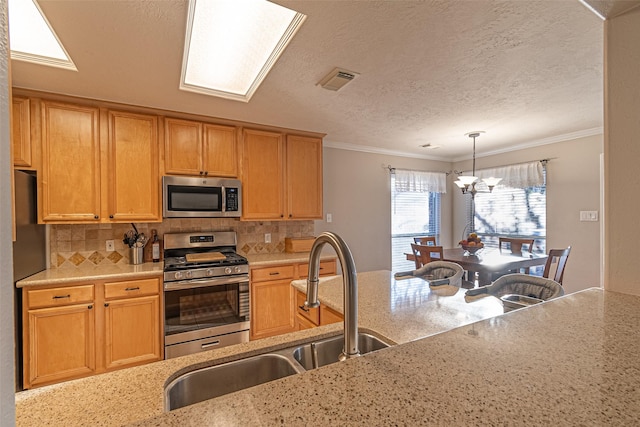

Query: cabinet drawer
104 278 159 300
298 260 337 279
27 285 94 309
295 290 319 325
251 265 295 282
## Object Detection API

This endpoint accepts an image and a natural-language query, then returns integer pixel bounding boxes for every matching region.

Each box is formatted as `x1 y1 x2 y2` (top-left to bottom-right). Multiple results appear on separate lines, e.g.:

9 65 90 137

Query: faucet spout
305 232 359 360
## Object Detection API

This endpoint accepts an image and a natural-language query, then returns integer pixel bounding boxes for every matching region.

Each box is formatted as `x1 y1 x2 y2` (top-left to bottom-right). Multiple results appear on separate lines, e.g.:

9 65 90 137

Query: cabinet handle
298 304 310 313
88 305 93 309
104 303 109 307
52 294 71 299
269 272 280 276
124 287 140 291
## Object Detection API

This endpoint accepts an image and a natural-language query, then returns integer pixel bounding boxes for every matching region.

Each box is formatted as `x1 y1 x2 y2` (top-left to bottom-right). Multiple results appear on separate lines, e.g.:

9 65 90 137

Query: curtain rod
453 158 554 175
385 165 453 176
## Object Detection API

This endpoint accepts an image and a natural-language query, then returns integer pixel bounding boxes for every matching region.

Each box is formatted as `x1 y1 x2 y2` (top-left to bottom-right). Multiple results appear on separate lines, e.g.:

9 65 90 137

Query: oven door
164 276 249 348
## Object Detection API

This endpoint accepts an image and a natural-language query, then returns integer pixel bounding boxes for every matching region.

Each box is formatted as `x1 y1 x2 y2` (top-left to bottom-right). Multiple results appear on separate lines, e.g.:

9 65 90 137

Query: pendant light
454 132 502 195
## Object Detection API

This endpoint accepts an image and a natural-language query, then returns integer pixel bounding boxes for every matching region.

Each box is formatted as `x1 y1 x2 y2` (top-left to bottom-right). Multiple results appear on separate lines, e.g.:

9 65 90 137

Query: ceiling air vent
318 67 359 91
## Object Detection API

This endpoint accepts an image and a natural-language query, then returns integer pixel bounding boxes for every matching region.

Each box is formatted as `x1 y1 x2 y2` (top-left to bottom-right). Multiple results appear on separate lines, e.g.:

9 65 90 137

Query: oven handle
164 275 249 291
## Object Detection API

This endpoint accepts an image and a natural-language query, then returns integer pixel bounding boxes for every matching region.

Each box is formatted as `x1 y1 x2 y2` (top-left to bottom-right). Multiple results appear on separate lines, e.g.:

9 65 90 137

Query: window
391 174 442 272
468 162 546 258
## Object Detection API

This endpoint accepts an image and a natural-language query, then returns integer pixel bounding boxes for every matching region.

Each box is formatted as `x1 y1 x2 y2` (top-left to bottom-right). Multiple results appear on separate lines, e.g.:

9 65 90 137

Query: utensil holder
130 247 144 265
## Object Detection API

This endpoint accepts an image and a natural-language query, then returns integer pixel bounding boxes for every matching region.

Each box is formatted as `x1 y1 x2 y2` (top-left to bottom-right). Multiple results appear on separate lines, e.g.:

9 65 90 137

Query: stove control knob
185 271 192 279
224 267 232 274
207 269 215 277
234 266 242 273
174 271 183 280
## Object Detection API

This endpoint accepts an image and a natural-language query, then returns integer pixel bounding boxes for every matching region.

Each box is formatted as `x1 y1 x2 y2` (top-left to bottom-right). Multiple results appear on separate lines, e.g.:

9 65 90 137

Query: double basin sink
165 332 392 411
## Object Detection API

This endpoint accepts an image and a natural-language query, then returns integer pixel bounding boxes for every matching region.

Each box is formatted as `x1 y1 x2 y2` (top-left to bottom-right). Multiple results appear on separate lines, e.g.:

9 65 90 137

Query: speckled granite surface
15 262 165 287
245 251 335 266
16 271 640 426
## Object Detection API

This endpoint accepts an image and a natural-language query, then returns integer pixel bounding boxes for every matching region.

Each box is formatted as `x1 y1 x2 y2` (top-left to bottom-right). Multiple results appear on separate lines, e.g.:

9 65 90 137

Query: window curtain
475 161 544 189
394 169 447 193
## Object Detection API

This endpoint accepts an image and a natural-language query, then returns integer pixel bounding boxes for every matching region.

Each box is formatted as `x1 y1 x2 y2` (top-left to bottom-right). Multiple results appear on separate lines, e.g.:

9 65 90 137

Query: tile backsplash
49 219 315 268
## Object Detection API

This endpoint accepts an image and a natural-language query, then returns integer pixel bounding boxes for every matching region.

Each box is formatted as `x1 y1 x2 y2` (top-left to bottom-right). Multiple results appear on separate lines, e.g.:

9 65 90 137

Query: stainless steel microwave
162 176 242 218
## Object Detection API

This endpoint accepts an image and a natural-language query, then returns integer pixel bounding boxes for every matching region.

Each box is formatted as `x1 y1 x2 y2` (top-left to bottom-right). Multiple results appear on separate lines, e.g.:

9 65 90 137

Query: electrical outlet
106 240 115 252
265 233 271 243
326 213 332 223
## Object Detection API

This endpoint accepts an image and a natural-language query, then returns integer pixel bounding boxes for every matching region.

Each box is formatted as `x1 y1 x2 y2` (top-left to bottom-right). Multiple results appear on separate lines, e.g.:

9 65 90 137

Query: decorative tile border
49 219 315 268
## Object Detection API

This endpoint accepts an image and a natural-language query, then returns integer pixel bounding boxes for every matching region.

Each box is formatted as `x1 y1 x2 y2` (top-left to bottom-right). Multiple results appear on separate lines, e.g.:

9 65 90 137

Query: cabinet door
26 303 96 388
250 279 295 340
320 304 343 326
12 96 32 168
286 135 323 219
41 101 101 222
164 118 203 176
203 124 238 177
104 295 161 370
106 110 160 222
242 129 285 220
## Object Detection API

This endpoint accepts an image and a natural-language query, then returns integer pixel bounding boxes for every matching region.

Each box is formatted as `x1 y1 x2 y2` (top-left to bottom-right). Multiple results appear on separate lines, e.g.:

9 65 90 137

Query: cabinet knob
109 215 114 219
94 215 99 219
289 214 292 218
104 303 109 307
204 171 208 176
88 305 93 310
200 171 204 175
280 214 284 218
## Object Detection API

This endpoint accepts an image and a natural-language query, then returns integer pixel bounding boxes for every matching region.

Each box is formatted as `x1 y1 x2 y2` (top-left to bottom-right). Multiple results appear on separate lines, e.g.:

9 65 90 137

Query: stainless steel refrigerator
13 170 47 390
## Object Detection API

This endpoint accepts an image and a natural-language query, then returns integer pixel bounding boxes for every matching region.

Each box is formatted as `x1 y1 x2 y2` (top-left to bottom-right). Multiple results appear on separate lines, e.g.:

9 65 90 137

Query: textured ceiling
11 0 606 160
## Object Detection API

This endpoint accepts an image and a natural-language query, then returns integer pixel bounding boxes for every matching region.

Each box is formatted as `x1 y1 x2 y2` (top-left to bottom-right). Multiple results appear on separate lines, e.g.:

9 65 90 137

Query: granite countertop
16 252 336 288
15 271 640 425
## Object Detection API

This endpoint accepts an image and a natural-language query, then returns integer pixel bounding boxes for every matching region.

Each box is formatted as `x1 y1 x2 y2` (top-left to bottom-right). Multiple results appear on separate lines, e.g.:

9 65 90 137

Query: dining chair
498 237 535 255
410 244 444 269
543 246 571 285
498 237 536 275
413 236 437 246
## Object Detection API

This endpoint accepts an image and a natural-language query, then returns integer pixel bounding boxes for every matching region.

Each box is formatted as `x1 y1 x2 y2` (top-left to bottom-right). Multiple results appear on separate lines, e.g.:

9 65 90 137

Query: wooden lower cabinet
294 289 344 329
22 276 162 389
320 304 344 326
26 303 96 388
250 259 336 340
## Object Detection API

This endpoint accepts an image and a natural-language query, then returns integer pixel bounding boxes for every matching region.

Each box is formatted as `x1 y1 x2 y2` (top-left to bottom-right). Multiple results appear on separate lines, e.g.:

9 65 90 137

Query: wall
315 147 453 273
0 0 15 423
452 134 603 294
604 8 640 295
48 219 315 268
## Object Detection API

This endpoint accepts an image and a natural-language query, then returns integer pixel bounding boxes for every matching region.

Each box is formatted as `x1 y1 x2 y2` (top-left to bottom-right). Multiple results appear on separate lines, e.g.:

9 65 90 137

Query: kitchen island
16 271 640 425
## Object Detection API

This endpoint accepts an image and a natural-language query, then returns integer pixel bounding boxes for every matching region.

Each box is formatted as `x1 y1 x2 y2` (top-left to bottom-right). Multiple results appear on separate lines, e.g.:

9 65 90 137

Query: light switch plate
264 233 271 243
326 213 332 223
579 211 598 221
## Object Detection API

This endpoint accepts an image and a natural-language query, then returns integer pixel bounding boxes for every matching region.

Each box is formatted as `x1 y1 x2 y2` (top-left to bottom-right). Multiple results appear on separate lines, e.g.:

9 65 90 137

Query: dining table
406 247 548 286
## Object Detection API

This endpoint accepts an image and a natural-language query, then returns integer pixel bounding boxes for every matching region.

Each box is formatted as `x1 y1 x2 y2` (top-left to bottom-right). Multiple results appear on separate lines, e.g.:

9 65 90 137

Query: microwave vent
318 67 359 91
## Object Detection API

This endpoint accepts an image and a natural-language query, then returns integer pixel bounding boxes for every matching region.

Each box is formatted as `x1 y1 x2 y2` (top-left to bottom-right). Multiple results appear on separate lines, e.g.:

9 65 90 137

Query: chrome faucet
305 232 359 360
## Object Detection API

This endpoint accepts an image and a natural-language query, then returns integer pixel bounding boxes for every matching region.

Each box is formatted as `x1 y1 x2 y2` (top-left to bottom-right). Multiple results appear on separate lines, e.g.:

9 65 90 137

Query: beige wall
320 134 603 294
315 148 453 273
453 134 603 294
604 8 640 295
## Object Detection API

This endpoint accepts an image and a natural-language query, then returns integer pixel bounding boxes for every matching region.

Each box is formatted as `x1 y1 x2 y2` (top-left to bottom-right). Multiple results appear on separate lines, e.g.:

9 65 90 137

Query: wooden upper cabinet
203 123 238 177
40 101 101 222
165 118 238 177
241 129 285 220
286 135 323 220
106 110 160 222
12 96 33 168
241 130 323 221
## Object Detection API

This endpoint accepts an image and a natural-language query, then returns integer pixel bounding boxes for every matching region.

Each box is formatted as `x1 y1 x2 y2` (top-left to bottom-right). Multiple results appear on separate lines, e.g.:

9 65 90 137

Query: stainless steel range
163 231 249 359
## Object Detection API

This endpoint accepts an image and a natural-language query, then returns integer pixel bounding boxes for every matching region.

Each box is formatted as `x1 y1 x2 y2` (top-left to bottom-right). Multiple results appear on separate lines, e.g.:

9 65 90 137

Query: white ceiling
11 0 608 161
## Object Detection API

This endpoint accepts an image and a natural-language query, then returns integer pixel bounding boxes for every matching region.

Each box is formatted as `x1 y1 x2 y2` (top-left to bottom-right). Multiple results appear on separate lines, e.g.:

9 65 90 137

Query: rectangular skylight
8 0 76 70
180 0 306 102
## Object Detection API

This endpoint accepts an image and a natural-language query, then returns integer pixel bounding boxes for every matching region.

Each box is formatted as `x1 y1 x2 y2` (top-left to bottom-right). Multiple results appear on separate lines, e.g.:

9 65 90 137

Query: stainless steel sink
165 353 303 411
165 332 393 411
291 332 391 370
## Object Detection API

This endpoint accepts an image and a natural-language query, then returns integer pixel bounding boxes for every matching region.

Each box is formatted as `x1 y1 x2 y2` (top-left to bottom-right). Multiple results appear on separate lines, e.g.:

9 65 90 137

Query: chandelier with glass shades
454 132 502 195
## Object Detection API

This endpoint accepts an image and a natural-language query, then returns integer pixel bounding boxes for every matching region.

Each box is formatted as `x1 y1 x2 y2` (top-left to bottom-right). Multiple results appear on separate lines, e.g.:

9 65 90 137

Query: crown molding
321 140 452 162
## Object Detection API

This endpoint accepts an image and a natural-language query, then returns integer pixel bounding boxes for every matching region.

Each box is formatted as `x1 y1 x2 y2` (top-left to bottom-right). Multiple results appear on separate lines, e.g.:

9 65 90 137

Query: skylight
8 0 76 70
180 0 306 102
